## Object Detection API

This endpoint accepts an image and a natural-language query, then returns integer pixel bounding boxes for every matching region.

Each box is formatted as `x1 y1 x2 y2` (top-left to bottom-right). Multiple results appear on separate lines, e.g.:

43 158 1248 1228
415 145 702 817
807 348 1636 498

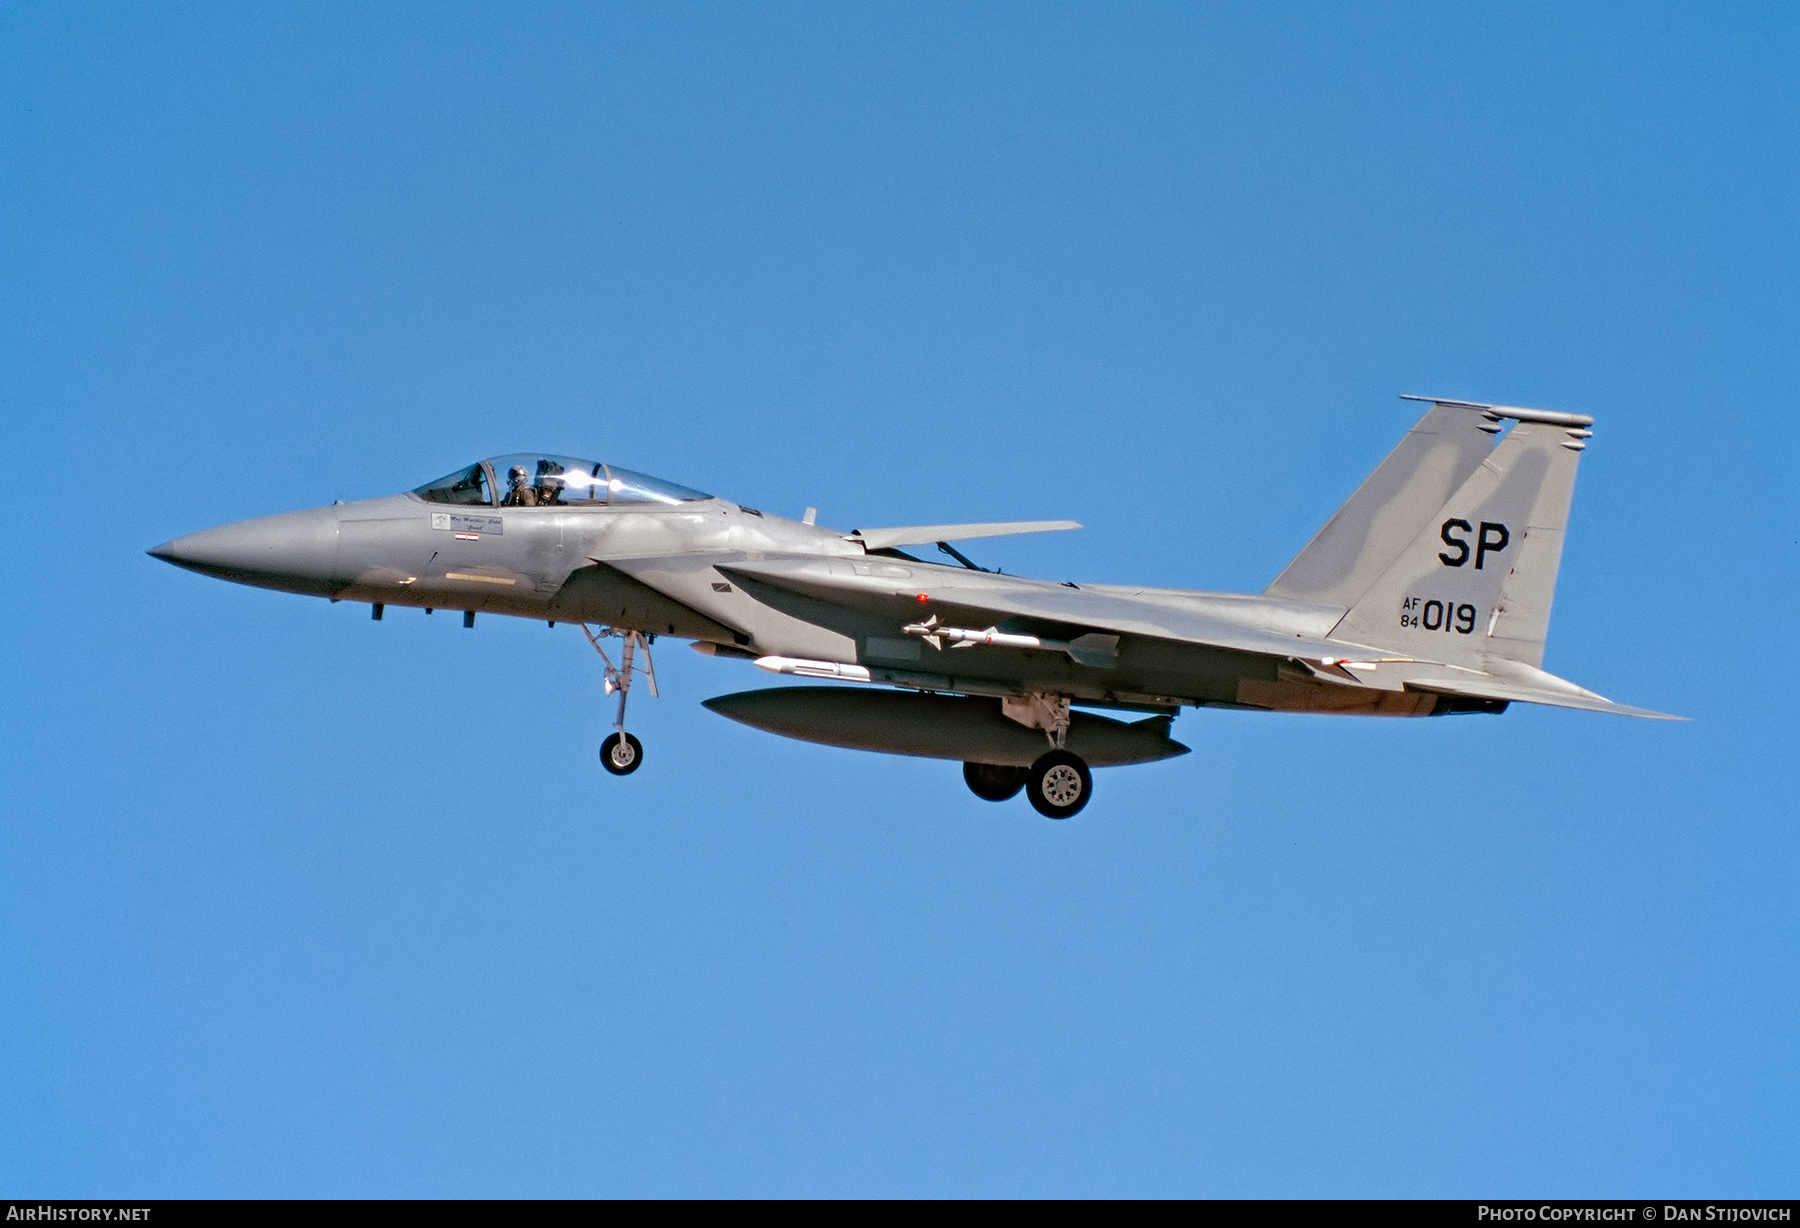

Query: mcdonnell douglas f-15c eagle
150 395 1676 818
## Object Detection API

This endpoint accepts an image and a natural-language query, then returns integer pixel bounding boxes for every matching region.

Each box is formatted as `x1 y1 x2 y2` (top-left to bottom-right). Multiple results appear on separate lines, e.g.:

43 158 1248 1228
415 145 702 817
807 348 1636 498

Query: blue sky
3 2 1795 1197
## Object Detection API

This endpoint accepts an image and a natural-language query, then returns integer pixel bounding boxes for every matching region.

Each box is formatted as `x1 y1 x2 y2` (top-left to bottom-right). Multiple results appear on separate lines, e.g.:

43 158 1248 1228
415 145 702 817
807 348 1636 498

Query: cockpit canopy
414 455 711 508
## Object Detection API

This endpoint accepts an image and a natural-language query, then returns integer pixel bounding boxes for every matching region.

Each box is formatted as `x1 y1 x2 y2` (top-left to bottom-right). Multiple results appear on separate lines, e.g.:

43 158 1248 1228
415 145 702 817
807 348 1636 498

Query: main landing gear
962 750 1094 819
962 691 1093 818
582 624 657 776
1025 750 1091 819
963 762 1028 802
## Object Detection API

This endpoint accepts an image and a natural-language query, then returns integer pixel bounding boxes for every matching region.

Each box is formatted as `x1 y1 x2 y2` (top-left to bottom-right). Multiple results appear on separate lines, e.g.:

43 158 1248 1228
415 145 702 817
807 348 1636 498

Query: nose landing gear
581 624 657 777
600 731 644 775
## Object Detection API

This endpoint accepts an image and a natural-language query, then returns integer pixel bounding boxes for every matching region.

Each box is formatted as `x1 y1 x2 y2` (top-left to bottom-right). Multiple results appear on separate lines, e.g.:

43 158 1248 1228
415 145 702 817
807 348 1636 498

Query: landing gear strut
988 690 1092 817
581 624 657 776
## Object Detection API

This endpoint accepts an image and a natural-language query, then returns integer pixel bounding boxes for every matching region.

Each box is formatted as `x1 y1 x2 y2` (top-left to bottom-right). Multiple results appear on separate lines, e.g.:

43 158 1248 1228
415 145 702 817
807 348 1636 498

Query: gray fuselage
153 490 1433 716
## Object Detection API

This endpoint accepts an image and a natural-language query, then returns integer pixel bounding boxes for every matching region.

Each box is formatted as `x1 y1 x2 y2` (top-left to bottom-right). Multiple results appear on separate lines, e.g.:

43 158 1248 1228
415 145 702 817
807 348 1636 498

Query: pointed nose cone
149 505 344 597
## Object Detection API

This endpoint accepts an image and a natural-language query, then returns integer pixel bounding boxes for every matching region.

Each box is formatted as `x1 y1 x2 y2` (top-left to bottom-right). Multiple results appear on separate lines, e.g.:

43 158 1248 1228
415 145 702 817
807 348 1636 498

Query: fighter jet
149 395 1676 818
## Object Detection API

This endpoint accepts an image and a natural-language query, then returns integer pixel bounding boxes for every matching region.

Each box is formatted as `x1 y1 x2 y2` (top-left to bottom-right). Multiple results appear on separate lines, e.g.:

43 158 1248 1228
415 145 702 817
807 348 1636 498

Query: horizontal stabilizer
849 520 1080 551
1426 682 1681 720
1394 660 1684 720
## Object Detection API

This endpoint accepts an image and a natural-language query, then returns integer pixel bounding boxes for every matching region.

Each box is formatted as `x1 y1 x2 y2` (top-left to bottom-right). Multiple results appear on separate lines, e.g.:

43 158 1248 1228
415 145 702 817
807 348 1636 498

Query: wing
847 520 1080 551
715 555 1352 661
714 556 1681 719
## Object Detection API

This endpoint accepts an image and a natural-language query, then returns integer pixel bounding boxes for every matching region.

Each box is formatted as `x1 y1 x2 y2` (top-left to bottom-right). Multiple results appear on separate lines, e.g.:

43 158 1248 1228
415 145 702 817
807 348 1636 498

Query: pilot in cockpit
502 465 537 507
534 458 566 505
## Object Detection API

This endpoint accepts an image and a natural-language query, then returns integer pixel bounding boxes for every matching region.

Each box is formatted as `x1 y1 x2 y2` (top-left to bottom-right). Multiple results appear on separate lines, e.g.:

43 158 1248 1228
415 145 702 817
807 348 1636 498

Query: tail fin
1331 399 1594 669
1265 399 1498 609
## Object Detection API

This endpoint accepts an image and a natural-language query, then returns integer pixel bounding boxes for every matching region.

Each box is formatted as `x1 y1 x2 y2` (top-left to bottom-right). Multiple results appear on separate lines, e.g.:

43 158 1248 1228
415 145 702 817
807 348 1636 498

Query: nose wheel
581 624 657 777
600 731 644 775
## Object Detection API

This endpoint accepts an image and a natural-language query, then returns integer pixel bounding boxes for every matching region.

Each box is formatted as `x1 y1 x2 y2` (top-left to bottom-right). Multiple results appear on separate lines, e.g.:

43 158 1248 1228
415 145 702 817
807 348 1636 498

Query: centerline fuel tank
702 686 1190 768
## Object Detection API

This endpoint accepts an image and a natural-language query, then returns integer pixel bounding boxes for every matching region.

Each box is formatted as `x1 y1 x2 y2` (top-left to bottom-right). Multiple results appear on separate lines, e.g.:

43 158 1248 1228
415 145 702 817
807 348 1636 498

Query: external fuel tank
703 686 1189 767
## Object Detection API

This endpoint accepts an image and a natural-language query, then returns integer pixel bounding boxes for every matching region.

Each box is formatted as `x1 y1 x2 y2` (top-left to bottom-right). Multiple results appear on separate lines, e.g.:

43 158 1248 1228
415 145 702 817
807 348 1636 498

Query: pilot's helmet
508 465 528 483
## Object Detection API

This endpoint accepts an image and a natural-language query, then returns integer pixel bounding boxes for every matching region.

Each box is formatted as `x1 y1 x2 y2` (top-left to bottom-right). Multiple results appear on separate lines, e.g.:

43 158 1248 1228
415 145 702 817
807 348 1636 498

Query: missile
753 656 872 682
702 686 1189 767
902 616 1119 668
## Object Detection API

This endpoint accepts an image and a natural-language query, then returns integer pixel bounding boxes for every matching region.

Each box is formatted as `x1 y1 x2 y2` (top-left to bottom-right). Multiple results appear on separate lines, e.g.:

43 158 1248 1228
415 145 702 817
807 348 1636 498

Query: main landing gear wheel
600 731 644 776
1026 750 1091 819
963 761 1029 802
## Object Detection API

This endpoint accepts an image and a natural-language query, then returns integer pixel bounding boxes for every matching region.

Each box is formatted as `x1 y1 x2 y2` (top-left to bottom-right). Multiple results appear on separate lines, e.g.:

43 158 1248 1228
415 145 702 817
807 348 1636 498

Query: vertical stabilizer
1331 402 1593 668
1265 401 1497 609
